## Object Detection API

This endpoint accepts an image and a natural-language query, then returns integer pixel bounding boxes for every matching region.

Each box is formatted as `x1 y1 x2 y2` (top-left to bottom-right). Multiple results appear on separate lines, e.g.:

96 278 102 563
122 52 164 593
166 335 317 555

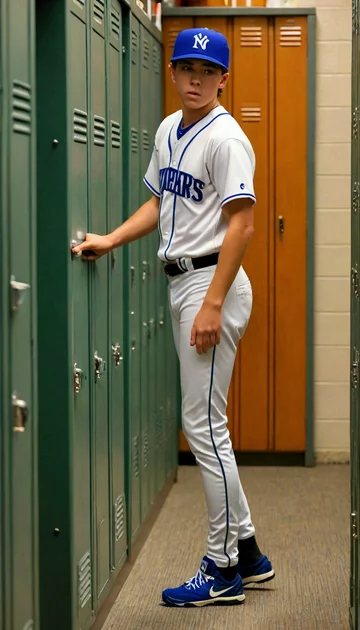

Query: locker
107 0 127 574
140 24 151 522
274 17 307 451
163 17 194 116
231 16 270 451
128 14 142 543
350 2 360 627
0 0 39 628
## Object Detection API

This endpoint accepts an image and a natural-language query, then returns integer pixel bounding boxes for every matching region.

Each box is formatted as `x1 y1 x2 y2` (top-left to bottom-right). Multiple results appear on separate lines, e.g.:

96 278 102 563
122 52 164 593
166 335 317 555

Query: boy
72 27 274 608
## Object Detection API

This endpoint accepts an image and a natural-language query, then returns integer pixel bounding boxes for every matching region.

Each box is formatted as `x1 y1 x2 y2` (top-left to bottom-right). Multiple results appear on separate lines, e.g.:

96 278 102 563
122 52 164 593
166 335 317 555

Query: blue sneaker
162 556 246 607
237 555 275 586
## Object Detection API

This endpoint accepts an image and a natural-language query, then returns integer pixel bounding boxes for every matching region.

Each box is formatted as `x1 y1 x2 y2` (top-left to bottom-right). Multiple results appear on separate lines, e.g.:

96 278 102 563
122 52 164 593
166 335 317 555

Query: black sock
238 535 263 565
216 565 238 582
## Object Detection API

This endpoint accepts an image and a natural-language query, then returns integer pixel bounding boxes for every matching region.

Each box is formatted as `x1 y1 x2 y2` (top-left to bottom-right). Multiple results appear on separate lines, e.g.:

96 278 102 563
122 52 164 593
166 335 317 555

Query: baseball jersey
144 105 256 263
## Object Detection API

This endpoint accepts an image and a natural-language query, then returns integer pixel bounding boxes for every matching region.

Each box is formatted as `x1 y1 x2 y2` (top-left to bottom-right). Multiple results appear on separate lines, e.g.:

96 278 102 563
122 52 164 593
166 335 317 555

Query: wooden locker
231 17 271 451
162 17 194 116
274 17 307 451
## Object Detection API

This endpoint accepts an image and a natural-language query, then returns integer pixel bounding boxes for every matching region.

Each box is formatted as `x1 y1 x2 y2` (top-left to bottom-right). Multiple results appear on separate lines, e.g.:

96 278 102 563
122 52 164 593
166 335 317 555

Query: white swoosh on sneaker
209 585 234 598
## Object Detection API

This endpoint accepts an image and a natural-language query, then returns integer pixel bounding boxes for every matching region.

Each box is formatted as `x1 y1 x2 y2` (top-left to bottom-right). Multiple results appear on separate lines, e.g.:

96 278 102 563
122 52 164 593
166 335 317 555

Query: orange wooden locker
231 17 271 451
274 17 307 451
162 17 194 116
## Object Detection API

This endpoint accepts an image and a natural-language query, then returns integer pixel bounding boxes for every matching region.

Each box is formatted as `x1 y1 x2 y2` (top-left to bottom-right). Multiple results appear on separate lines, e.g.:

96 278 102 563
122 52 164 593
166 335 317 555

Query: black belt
164 253 219 277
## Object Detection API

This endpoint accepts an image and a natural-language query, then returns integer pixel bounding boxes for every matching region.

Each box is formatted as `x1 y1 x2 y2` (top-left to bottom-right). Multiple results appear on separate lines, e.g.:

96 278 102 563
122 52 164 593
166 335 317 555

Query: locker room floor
101 464 349 630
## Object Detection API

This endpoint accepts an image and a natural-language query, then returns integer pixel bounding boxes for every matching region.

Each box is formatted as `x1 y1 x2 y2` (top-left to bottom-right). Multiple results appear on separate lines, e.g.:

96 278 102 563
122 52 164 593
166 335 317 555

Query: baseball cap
171 28 230 71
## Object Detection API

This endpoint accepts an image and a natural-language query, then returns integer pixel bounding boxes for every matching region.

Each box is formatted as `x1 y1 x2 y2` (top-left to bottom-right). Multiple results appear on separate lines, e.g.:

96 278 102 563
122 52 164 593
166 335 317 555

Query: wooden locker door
194 17 233 114
162 17 194 117
274 17 307 451
231 17 271 451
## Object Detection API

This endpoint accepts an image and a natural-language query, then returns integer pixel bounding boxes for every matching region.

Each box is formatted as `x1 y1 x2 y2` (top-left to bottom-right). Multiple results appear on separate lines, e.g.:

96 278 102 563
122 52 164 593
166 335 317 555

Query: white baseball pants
168 264 256 568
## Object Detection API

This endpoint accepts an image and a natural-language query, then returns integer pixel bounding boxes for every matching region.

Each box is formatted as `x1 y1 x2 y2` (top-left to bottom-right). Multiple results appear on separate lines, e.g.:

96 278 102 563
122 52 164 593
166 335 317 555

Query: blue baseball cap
171 28 230 71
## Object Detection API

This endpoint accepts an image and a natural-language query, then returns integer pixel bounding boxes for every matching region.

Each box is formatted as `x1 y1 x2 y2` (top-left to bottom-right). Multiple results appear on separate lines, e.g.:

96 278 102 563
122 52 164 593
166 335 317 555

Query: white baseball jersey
144 104 256 263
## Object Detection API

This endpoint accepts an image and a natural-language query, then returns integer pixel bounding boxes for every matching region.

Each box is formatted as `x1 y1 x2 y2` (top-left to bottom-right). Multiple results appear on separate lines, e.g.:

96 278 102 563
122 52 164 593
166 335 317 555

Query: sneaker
162 556 246 607
237 555 275 586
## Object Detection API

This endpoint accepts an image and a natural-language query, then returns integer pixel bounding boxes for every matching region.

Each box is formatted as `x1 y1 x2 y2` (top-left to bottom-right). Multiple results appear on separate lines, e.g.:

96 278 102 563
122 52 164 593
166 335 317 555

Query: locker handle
12 393 29 433
10 276 30 312
94 352 106 382
112 343 123 366
278 216 285 237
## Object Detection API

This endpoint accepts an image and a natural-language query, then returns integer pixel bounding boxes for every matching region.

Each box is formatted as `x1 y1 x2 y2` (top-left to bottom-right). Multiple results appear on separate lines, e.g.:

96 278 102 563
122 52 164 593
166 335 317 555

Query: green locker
36 1 93 628
351 2 360 627
89 0 111 606
107 0 127 575
140 24 151 522
0 0 39 629
128 14 142 543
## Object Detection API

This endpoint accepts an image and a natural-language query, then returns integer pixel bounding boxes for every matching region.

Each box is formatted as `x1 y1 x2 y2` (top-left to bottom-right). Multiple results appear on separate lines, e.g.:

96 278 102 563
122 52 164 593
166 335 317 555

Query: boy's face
170 59 229 110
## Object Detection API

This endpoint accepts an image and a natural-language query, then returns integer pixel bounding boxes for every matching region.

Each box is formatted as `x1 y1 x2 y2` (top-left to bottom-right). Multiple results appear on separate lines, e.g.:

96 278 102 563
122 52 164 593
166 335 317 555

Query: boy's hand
190 302 222 355
72 233 113 260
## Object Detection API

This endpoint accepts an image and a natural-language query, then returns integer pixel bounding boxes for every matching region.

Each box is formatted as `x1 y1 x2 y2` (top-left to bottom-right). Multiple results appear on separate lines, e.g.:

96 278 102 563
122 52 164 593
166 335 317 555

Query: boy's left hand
190 303 222 354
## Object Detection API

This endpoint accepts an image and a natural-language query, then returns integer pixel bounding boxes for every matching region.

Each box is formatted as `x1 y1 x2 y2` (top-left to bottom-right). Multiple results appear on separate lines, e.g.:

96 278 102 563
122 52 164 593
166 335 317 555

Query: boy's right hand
72 233 114 260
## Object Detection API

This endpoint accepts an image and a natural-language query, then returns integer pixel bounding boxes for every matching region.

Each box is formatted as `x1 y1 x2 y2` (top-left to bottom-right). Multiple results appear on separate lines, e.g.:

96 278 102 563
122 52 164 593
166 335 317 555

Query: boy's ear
169 62 176 83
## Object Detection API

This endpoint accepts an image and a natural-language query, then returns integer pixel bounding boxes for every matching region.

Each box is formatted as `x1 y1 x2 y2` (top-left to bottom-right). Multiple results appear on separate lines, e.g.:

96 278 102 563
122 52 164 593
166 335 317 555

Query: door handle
278 215 285 237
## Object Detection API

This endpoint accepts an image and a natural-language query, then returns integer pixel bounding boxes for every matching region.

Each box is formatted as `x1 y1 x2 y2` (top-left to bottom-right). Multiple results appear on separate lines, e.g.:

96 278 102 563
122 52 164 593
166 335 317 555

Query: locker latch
159 307 164 329
352 512 358 540
112 343 123 366
74 363 83 395
142 261 149 282
278 215 285 237
352 265 359 298
12 392 29 433
94 352 106 381
351 347 359 389
130 266 135 288
10 276 30 312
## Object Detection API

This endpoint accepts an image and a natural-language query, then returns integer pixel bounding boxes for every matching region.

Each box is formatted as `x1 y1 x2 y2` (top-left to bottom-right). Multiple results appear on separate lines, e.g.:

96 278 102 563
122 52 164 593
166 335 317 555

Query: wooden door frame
162 6 317 467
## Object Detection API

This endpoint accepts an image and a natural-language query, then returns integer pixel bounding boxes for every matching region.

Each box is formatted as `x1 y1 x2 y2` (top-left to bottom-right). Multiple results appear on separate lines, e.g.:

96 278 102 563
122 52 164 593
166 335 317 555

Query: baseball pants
168 263 256 568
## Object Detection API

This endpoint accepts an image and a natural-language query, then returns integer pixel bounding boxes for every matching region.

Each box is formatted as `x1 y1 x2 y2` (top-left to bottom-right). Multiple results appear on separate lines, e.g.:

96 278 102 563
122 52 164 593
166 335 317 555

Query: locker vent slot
153 45 160 73
240 26 262 47
142 130 149 151
74 0 85 4
114 494 125 542
132 30 138 54
12 80 31 135
143 432 149 469
94 115 105 147
111 9 120 39
279 25 302 47
74 109 88 144
23 621 34 630
94 0 105 24
143 38 150 67
131 128 139 153
111 121 121 148
78 551 91 609
133 436 140 477
168 28 180 49
241 106 261 123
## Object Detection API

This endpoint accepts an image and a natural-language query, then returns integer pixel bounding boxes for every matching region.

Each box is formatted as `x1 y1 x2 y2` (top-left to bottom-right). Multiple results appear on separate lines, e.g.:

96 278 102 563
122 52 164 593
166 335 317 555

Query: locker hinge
352 107 359 138
353 0 359 36
351 347 359 389
122 45 126 54
352 264 359 298
352 181 360 214
352 511 358 539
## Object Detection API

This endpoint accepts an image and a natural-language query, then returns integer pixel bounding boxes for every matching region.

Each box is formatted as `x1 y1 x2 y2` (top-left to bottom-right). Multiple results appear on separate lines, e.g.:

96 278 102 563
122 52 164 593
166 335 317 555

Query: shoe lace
184 570 214 591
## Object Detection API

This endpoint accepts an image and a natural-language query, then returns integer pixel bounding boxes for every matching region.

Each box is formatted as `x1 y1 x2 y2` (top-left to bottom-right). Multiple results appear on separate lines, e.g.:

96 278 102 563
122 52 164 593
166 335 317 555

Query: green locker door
0 1 38 629
36 1 93 628
140 24 151 521
128 14 142 542
90 0 110 605
107 0 127 572
351 2 360 627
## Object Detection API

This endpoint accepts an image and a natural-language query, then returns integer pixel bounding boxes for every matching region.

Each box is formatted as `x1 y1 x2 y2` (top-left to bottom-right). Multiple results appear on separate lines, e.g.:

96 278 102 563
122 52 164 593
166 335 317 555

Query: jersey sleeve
143 144 160 197
209 138 256 207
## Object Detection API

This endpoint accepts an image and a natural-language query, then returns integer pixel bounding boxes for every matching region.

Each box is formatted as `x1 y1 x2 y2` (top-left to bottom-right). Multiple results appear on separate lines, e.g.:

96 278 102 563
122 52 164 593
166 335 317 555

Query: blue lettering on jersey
159 167 205 202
